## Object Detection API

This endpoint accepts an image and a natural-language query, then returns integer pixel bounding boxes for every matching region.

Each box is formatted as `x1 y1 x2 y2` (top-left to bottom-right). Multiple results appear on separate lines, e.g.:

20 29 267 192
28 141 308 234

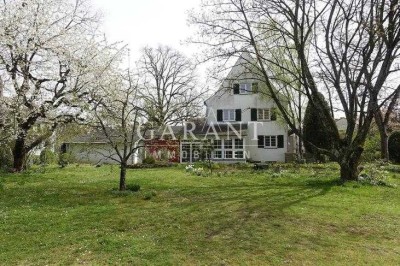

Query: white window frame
224 139 233 149
257 108 271 121
234 139 244 149
223 109 236 121
213 150 223 159
213 140 223 159
213 140 222 149
235 151 244 159
224 150 233 159
215 138 245 159
239 83 251 94
264 136 277 149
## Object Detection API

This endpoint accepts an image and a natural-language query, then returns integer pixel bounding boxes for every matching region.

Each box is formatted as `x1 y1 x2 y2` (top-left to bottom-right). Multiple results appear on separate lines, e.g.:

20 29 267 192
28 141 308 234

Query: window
235 139 243 149
225 150 233 159
234 83 256 94
212 138 245 160
223 109 235 121
265 136 277 148
235 151 244 159
258 135 284 149
213 150 222 159
224 139 233 149
213 140 222 149
257 109 271 120
240 83 250 94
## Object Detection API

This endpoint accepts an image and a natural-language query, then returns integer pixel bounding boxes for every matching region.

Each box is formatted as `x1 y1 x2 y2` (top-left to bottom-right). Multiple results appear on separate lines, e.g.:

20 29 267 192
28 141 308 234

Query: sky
94 0 202 60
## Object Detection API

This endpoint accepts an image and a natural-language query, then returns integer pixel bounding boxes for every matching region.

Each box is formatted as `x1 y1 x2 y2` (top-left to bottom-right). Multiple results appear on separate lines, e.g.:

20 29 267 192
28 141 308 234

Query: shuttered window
257 135 285 149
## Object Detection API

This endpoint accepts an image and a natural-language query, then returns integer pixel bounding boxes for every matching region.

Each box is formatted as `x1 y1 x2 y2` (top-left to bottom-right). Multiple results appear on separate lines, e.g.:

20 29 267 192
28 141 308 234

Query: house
177 53 295 163
65 53 297 164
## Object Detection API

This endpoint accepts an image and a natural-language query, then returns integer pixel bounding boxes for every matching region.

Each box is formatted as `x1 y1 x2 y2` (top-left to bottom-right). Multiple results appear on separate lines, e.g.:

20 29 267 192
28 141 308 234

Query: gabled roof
205 52 258 105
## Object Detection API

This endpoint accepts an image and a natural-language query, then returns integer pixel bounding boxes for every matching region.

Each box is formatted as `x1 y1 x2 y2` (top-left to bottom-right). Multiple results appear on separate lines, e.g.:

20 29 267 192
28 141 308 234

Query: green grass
1 164 400 265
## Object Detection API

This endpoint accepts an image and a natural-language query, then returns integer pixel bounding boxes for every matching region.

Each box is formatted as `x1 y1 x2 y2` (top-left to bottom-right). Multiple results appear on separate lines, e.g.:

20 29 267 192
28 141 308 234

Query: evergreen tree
388 131 400 163
303 93 336 161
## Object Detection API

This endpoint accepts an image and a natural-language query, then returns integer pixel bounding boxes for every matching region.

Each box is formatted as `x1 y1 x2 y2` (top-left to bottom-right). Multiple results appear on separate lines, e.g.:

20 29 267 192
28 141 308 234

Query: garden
1 163 399 265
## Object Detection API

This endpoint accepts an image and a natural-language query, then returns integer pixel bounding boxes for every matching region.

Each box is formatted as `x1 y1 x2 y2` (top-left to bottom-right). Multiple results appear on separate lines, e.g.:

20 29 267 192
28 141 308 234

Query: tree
303 93 336 161
0 0 120 171
189 0 400 181
137 45 205 126
374 84 400 161
0 76 11 145
90 69 144 191
388 131 400 163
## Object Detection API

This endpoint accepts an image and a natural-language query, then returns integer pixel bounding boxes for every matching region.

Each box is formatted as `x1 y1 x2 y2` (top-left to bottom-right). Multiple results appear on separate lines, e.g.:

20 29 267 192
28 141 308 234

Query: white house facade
180 53 296 163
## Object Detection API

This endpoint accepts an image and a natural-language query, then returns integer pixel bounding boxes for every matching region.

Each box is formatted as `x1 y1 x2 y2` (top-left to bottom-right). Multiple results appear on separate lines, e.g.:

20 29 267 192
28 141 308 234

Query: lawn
0 164 400 265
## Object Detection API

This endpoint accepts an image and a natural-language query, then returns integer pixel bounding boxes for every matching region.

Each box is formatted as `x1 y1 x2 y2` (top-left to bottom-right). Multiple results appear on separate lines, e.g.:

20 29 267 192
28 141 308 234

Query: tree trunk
13 136 27 172
119 163 127 191
378 128 389 161
374 110 390 161
339 147 363 181
340 162 359 181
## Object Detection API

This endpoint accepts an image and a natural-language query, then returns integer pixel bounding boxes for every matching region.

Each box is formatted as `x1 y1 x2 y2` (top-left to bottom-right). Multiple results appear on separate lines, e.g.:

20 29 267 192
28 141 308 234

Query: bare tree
189 0 400 181
91 69 144 191
0 0 121 171
374 84 400 160
137 45 205 126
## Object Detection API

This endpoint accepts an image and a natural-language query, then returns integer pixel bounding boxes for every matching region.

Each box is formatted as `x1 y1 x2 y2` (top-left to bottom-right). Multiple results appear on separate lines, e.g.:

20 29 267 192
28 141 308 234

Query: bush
358 165 395 187
127 162 176 169
362 128 381 162
58 152 74 168
39 149 57 165
142 156 156 164
0 145 13 170
389 131 400 163
126 184 141 192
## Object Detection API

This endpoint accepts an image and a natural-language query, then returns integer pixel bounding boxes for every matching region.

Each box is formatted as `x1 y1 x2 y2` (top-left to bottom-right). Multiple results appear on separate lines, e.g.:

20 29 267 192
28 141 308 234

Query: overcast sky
94 0 201 60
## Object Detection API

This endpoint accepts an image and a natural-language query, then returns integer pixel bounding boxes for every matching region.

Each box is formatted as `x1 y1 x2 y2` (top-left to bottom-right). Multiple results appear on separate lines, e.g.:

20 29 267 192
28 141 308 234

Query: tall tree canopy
190 0 400 181
0 0 121 171
137 45 205 126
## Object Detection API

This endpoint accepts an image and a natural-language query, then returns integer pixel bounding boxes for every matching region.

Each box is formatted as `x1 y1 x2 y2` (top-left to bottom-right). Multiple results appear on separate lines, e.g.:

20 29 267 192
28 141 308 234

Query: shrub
142 156 156 164
362 126 381 162
58 152 74 168
357 164 396 187
127 162 176 169
39 149 57 165
0 145 13 170
126 184 141 192
389 131 400 163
